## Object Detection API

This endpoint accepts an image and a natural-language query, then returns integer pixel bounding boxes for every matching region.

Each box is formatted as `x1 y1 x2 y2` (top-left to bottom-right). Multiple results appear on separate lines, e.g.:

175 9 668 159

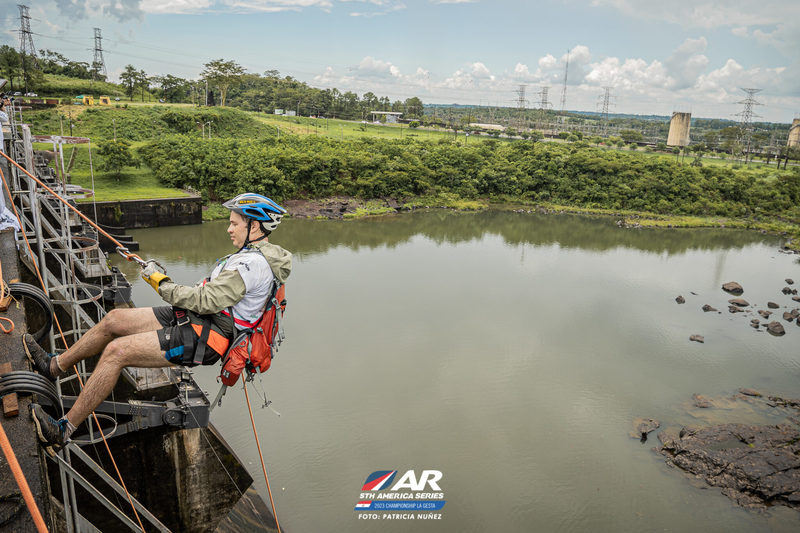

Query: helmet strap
240 218 268 251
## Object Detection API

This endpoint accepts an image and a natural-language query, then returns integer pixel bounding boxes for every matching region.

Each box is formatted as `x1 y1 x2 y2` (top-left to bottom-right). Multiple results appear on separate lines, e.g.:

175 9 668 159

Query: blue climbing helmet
223 193 287 232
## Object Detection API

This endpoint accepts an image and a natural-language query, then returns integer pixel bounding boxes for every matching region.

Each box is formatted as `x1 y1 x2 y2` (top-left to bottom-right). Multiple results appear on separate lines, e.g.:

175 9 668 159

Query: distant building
370 111 402 124
469 123 504 131
274 108 284 115
286 110 296 117
667 112 691 147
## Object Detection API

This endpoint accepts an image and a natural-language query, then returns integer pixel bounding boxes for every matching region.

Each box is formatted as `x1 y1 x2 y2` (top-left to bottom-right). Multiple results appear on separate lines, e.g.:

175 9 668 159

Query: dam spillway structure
667 111 691 147
0 103 278 530
788 118 800 148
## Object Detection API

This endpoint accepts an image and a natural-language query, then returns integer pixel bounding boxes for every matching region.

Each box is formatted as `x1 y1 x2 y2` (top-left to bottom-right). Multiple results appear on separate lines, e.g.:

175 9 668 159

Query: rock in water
750 319 760 328
675 295 685 304
784 311 795 321
692 393 712 408
722 282 744 294
658 422 800 510
782 286 793 295
738 388 762 397
690 334 705 343
767 321 785 336
728 298 749 307
768 302 780 309
728 305 744 313
702 304 717 312
630 418 660 442
787 278 795 285
758 309 772 318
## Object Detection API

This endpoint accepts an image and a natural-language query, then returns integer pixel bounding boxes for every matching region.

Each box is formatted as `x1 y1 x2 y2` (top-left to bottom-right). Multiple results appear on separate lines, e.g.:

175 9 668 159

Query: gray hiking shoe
23 334 57 381
30 404 67 455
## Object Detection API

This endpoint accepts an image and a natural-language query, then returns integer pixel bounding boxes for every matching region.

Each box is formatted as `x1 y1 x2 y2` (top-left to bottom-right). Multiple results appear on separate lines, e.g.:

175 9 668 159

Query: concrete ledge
77 197 202 229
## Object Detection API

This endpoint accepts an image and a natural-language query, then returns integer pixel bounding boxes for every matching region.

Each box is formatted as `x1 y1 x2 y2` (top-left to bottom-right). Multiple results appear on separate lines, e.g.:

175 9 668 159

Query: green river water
114 210 800 533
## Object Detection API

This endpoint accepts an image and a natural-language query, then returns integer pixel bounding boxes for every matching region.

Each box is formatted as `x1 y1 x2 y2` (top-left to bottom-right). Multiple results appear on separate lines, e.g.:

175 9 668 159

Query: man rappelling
26 193 292 452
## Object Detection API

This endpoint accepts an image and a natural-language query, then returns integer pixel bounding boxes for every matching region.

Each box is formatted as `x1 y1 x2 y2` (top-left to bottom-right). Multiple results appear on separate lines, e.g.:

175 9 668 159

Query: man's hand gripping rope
115 247 170 292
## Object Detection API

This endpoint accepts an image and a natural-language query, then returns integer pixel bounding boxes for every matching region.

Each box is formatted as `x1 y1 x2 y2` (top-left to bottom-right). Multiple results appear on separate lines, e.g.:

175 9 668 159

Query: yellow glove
141 262 171 292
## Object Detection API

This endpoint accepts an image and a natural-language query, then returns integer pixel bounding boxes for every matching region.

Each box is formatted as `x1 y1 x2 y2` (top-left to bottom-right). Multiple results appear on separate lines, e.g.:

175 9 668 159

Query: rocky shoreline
275 197 800 252
648 391 800 511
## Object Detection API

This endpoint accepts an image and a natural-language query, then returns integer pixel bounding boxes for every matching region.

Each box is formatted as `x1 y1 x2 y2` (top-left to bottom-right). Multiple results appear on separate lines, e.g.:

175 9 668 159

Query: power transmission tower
17 4 38 91
597 86 615 136
17 5 37 60
92 27 107 82
560 48 570 114
536 86 551 130
735 88 762 163
515 84 527 130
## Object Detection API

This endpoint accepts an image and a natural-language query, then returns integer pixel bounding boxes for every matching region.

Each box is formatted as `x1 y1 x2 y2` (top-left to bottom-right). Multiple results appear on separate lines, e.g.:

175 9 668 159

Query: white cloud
731 26 748 37
140 0 333 14
357 56 401 77
587 0 800 29
431 0 477 4
584 57 670 90
538 54 557 70
664 37 709 89
470 62 492 79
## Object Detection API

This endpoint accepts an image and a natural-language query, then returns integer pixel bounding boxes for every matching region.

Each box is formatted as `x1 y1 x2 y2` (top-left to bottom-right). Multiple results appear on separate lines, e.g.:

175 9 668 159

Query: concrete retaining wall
77 197 202 229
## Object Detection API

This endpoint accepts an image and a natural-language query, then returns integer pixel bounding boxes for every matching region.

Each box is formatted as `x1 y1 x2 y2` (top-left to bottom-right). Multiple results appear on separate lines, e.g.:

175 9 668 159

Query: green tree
202 59 245 107
619 129 644 143
404 97 424 118
97 139 139 179
0 45 21 91
119 65 138 99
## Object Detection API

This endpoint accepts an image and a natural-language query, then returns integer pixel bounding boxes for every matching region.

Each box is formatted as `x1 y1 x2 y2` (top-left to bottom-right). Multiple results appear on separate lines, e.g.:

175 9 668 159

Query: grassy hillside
26 105 277 141
37 74 127 98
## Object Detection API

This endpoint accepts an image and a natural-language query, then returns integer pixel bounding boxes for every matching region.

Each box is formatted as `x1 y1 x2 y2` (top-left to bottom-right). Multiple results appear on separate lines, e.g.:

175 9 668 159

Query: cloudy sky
1 0 798 122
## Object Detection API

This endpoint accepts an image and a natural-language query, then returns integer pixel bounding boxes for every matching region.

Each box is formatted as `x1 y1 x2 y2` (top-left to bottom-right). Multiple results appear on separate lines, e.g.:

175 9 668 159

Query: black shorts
153 306 226 367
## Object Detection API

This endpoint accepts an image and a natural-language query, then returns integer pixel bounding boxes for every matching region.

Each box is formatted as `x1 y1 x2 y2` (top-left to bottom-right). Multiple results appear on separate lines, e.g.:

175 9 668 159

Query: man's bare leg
65 329 174 428
51 307 163 377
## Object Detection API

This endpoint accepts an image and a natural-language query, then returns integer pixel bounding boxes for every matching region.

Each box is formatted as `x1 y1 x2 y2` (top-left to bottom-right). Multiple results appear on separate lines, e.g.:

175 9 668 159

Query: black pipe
8 282 53 344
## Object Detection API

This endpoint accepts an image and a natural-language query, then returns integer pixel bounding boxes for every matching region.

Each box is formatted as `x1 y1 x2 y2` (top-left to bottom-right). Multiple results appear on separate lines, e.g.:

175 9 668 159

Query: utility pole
597 86 614 136
17 4 39 92
560 48 570 114
92 28 107 84
735 88 762 164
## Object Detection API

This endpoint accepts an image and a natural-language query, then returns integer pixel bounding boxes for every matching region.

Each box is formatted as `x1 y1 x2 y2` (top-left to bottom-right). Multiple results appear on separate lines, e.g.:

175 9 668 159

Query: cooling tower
788 118 800 148
667 112 691 147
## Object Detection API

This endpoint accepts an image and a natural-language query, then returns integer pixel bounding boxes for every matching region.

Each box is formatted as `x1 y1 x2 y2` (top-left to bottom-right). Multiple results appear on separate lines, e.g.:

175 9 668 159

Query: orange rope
243 381 282 533
0 420 49 532
0 163 147 532
0 260 15 333
0 151 145 265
